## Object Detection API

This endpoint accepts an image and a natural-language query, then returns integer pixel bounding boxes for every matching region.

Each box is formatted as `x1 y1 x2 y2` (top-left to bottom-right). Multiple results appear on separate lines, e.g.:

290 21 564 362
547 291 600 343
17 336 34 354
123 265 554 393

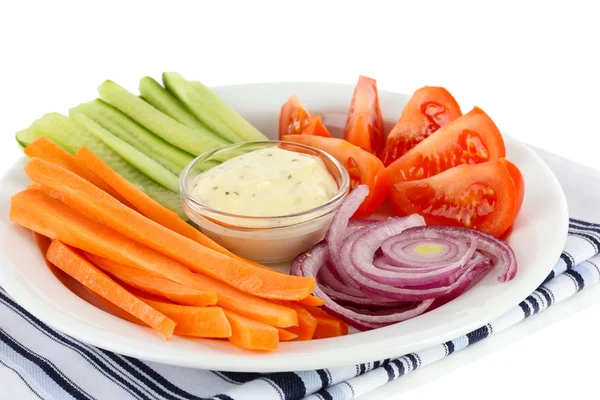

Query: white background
1 1 599 399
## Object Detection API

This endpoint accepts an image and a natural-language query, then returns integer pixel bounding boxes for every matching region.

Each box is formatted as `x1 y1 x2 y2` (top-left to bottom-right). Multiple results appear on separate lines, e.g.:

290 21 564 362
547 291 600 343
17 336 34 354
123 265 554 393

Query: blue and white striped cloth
1 148 600 400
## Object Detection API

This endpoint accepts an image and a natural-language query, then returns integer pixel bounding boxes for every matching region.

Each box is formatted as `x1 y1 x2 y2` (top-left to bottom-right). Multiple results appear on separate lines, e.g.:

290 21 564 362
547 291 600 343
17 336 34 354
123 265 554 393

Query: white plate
0 82 568 372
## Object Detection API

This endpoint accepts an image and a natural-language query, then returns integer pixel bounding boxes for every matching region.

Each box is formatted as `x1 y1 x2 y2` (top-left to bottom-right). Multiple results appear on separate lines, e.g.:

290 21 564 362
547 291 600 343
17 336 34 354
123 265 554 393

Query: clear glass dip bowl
179 141 350 263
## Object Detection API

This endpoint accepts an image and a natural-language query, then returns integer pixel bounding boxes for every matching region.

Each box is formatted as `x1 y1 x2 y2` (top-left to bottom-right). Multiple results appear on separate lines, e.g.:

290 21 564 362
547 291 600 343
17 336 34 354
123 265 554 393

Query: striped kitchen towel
1 147 600 400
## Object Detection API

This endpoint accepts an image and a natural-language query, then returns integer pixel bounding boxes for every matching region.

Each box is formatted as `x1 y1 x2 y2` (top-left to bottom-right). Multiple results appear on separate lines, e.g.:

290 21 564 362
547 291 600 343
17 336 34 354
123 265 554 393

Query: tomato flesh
380 86 462 166
279 95 332 139
389 160 517 237
386 106 506 184
343 76 385 155
282 134 390 218
303 115 331 137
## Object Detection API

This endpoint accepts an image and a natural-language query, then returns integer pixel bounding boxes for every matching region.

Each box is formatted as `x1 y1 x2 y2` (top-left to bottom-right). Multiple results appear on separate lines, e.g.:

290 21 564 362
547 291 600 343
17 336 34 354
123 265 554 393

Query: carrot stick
303 306 349 339
91 256 297 328
277 302 317 340
298 296 325 307
76 147 323 306
11 188 195 281
223 309 279 351
45 240 176 339
83 286 146 325
84 287 231 339
10 189 297 328
25 138 131 206
187 272 297 328
278 328 298 341
136 296 232 338
86 254 218 307
25 157 316 301
98 257 299 328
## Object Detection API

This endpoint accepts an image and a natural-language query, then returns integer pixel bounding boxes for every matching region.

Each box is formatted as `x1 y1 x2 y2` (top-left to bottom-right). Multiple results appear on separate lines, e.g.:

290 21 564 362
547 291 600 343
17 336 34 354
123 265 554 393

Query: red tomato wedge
380 86 462 166
500 158 525 220
343 76 385 155
303 115 331 137
389 159 519 237
282 135 390 218
279 95 332 139
386 107 506 185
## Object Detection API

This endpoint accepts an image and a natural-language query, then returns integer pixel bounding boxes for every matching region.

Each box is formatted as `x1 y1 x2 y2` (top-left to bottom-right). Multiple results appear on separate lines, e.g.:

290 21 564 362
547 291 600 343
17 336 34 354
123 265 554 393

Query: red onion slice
399 226 517 282
432 252 495 308
346 219 374 237
383 237 462 267
365 238 477 285
290 242 433 330
358 249 489 301
327 184 369 267
318 261 410 306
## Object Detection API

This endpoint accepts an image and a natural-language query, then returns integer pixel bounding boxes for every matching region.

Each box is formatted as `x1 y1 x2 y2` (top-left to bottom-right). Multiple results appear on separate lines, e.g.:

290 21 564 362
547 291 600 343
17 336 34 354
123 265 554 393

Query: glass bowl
179 141 350 263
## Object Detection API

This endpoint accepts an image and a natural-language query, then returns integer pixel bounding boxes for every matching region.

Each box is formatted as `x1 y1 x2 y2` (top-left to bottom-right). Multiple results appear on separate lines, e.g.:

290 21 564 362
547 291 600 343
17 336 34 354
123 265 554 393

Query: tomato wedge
380 86 462 166
386 106 506 185
500 158 525 220
282 135 390 218
303 115 331 137
279 95 332 139
389 159 518 237
343 76 385 155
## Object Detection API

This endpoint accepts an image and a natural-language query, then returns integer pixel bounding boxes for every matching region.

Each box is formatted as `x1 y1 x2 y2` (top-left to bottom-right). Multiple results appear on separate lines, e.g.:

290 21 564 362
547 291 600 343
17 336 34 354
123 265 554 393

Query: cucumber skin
163 72 268 143
139 77 209 132
69 100 191 173
72 114 180 193
19 113 187 219
16 126 71 153
98 80 229 156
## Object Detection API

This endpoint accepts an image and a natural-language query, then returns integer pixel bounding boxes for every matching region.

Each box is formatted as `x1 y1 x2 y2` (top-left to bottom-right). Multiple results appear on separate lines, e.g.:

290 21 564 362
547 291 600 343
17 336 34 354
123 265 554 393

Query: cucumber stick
139 77 209 132
163 72 268 143
19 112 187 219
69 100 192 173
98 80 229 156
16 125 71 152
28 113 91 153
72 114 180 192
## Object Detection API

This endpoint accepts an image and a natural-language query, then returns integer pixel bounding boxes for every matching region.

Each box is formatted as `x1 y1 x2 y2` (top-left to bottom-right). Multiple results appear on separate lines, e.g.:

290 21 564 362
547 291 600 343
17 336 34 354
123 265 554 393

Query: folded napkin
1 147 599 400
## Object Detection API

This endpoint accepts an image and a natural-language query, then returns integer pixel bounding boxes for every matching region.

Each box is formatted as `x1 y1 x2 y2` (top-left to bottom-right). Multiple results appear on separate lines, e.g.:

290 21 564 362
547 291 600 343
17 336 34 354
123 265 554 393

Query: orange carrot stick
136 296 231 338
278 328 298 341
84 287 230 339
86 254 218 306
76 147 323 306
94 255 297 328
278 302 318 340
11 188 195 281
24 138 131 206
83 286 146 325
187 273 297 328
303 306 349 339
223 309 279 351
109 259 298 328
10 189 298 328
298 296 325 307
25 157 316 301
45 240 176 339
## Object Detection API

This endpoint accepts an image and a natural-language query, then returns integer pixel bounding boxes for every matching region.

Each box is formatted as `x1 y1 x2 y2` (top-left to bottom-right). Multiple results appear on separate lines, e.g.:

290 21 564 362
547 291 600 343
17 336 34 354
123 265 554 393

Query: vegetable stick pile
10 137 348 351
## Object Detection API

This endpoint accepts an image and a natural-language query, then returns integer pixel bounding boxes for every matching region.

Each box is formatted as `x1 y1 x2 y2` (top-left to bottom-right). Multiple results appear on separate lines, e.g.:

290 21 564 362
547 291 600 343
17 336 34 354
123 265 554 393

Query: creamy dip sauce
191 147 338 217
